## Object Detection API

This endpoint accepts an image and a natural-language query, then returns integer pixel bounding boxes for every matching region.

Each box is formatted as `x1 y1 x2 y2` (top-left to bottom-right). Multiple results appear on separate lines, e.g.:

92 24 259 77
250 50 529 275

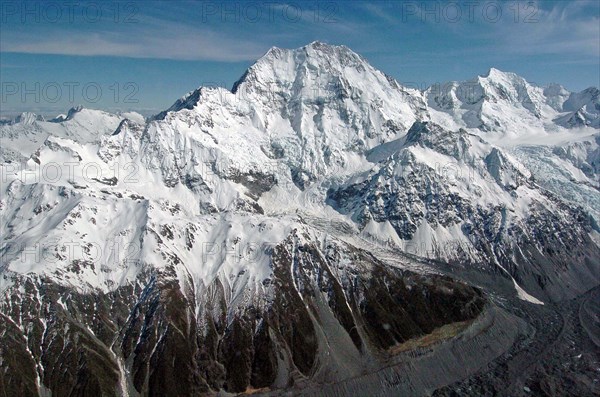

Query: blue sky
1 0 599 117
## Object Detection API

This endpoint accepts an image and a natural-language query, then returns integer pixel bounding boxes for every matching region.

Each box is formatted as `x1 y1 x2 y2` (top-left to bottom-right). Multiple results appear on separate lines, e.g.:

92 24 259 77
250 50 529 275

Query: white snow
0 42 597 305
513 279 544 305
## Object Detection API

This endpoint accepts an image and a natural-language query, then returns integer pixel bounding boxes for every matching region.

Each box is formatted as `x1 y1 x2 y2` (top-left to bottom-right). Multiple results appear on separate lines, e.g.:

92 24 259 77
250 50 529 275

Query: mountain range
1 42 599 396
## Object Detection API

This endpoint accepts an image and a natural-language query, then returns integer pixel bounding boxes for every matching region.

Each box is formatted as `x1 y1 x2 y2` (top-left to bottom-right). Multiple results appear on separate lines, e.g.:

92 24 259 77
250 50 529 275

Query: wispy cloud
357 2 398 24
0 0 369 61
0 15 271 61
492 1 600 58
358 0 599 59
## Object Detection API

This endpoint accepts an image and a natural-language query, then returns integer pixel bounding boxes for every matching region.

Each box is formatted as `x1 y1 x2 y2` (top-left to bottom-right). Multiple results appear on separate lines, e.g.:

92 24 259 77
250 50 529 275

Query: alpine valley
1 42 599 396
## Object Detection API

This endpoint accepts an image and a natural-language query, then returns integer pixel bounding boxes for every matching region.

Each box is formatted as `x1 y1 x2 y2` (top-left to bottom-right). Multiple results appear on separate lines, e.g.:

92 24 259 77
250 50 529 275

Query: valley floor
434 285 600 397
249 286 599 397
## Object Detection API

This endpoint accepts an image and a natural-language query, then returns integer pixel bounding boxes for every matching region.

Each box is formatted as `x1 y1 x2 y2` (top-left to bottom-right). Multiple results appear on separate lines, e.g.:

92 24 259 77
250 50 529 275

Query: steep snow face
552 133 600 180
229 41 429 188
232 41 427 134
131 42 431 221
511 133 600 222
0 180 149 292
143 87 276 197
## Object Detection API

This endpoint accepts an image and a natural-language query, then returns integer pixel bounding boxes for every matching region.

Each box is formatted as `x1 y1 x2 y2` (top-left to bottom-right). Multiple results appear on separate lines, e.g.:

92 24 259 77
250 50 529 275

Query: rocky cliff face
0 230 485 396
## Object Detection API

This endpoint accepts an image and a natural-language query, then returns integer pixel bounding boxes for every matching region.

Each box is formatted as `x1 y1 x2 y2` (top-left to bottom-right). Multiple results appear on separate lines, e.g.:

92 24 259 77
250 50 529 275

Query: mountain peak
306 40 329 48
481 68 527 86
544 83 570 96
261 41 357 59
66 105 85 120
486 67 509 77
581 86 600 97
303 40 355 54
14 112 44 125
152 87 204 120
232 42 369 94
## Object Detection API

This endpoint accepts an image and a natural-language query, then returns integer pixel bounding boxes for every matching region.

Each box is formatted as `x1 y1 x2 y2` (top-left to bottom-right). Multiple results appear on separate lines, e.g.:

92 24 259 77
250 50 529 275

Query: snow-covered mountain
329 121 599 300
426 68 600 135
1 42 599 396
0 106 131 163
555 87 600 128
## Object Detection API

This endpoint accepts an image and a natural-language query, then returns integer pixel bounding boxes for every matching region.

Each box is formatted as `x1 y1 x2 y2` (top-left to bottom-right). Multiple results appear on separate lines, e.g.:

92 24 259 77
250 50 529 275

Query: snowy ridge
426 68 599 135
0 106 135 162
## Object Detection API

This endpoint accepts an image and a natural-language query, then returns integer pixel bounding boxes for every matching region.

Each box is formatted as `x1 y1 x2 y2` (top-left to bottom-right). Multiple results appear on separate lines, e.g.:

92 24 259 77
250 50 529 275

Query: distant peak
67 105 85 119
307 40 326 47
14 112 44 125
487 67 505 76
544 83 570 97
545 82 566 90
152 87 204 120
483 67 522 81
49 114 68 123
581 86 599 96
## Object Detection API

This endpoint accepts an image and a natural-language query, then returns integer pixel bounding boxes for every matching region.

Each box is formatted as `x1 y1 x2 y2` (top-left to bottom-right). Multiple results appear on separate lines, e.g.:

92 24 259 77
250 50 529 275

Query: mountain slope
328 121 600 301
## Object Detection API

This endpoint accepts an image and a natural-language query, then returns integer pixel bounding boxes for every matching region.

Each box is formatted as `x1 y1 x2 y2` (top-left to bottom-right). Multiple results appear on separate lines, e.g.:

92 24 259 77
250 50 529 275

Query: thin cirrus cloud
358 0 599 59
0 22 271 62
490 1 600 58
0 1 358 62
